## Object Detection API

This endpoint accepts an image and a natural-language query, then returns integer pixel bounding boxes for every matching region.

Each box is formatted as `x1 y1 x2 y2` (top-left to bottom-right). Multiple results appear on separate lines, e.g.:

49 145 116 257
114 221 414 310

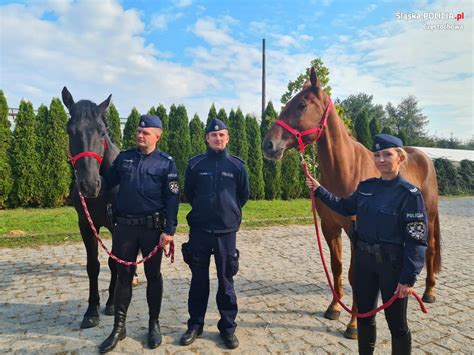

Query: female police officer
306 134 427 355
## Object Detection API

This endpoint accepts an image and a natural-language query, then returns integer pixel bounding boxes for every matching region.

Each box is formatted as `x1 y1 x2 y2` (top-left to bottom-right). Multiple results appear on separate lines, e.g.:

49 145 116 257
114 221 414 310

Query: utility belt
115 212 164 230
357 240 403 263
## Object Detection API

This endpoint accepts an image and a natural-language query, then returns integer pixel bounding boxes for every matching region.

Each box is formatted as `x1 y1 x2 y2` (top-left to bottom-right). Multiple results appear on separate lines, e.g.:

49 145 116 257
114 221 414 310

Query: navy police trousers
186 230 239 336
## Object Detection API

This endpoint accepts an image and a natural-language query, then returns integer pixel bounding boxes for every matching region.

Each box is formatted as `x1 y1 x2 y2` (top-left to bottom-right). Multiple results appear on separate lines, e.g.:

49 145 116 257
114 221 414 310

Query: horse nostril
263 139 273 151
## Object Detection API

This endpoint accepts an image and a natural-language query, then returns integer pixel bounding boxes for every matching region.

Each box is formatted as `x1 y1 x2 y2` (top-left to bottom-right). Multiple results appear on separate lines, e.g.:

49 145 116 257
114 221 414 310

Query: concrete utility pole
262 38 266 120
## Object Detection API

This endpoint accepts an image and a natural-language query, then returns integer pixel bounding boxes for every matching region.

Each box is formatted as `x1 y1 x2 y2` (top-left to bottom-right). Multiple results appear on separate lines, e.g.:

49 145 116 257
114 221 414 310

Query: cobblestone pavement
1 197 473 354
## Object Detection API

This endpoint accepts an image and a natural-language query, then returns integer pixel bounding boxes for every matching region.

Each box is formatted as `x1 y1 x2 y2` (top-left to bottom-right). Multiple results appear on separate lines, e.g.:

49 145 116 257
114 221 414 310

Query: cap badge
375 143 380 149
140 121 145 127
214 125 219 130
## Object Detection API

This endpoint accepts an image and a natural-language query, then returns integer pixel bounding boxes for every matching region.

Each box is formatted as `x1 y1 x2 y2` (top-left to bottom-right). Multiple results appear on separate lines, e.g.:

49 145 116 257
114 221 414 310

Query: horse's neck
316 107 368 191
101 135 120 173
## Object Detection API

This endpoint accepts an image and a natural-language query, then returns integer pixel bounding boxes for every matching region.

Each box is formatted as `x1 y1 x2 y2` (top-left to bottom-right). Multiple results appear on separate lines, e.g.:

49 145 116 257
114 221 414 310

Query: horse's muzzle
262 137 285 160
78 178 101 198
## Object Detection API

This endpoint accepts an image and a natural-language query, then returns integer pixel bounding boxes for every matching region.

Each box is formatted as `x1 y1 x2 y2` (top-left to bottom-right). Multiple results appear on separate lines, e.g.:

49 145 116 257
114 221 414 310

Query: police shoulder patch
406 221 426 241
168 181 179 194
399 178 421 195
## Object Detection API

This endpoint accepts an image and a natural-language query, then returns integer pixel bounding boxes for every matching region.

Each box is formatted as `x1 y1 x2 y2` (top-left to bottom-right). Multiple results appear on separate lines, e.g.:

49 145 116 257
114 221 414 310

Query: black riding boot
392 330 411 355
99 284 132 353
358 321 376 355
147 273 163 349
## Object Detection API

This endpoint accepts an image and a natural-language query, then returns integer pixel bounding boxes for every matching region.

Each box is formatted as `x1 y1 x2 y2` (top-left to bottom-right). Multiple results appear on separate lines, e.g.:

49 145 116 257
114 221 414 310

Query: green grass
0 199 314 248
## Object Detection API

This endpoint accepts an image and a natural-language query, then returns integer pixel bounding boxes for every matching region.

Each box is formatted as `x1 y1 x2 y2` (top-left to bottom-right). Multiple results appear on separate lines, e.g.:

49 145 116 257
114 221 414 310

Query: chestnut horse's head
62 87 111 198
263 67 331 160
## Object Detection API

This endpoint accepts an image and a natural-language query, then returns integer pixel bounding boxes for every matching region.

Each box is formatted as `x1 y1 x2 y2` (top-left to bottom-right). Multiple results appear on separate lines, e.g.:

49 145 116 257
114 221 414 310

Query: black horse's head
62 87 112 198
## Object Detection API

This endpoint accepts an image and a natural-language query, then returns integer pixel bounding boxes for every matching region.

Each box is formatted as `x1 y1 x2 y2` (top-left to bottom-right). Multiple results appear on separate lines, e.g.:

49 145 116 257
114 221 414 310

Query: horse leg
104 256 117 315
344 243 358 339
422 216 437 303
79 222 101 328
321 222 343 321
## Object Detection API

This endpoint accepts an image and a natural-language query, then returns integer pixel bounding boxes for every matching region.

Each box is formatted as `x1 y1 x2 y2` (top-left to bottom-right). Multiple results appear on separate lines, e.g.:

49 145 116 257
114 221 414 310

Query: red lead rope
301 162 427 317
78 191 174 265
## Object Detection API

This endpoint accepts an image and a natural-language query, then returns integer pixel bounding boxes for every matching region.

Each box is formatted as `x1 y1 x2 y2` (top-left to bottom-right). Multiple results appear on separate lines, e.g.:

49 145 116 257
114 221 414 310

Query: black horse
62 87 119 328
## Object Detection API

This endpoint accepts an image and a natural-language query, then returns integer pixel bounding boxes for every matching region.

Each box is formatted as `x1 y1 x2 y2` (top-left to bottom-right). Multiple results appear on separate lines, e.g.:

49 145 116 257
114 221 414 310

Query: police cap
139 115 162 129
372 134 403 152
206 118 227 133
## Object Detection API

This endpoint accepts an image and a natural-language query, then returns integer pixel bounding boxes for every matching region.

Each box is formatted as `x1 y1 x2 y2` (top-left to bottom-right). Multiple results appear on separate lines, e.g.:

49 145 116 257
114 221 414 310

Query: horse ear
303 79 311 90
98 94 112 114
62 86 74 111
310 67 319 88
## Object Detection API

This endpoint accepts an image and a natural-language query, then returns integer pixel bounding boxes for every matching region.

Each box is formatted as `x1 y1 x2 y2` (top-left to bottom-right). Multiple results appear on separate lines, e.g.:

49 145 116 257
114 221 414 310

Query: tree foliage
39 98 70 207
228 108 248 162
168 104 191 192
206 103 218 127
156 104 169 153
260 101 281 199
9 100 41 207
122 107 140 149
108 103 122 148
245 114 264 199
189 113 206 157
217 108 229 126
0 90 12 208
355 111 373 149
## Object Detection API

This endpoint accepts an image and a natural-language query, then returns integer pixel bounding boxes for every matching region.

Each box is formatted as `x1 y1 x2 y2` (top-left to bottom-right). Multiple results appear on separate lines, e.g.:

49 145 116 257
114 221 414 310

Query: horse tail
433 212 442 274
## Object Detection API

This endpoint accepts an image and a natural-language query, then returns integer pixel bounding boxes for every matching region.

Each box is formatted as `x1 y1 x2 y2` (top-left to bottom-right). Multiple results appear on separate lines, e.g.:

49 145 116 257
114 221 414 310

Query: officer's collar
136 147 159 157
207 147 228 159
379 174 401 186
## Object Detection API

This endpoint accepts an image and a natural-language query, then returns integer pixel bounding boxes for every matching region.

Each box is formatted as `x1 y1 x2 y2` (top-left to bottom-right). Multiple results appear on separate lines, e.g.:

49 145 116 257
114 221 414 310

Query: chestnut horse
262 68 441 338
62 87 119 329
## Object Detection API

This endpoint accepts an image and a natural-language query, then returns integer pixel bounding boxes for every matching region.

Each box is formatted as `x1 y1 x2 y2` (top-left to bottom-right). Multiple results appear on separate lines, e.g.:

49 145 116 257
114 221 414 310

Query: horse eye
298 102 306 110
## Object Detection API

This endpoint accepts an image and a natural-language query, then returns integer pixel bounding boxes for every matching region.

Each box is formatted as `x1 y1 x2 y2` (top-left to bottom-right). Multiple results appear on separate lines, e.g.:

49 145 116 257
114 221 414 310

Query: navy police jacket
184 148 250 233
315 175 428 285
103 148 179 235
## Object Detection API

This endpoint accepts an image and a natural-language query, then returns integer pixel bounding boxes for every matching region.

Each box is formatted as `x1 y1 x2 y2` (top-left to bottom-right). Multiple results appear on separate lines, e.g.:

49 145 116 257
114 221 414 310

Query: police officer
306 134 427 355
180 118 250 349
98 115 179 353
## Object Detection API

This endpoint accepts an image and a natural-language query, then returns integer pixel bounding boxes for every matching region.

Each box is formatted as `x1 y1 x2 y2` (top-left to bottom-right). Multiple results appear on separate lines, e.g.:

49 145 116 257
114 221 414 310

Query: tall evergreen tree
147 106 157 115
9 100 41 207
260 101 281 199
217 108 229 126
281 150 304 200
189 113 206 157
0 90 12 208
206 103 218 127
228 108 248 162
122 107 140 149
355 111 373 149
40 98 70 207
168 104 191 192
395 95 428 145
369 117 381 138
108 103 122 148
245 114 264 199
156 104 169 153
35 104 49 205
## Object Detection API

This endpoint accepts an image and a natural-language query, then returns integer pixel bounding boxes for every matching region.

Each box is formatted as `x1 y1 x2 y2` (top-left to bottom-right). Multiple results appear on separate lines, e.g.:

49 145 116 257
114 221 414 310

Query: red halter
68 140 108 167
275 98 333 153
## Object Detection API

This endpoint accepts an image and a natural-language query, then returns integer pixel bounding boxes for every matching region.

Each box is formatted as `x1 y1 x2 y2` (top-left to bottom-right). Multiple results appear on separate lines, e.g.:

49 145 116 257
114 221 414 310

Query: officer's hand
160 233 174 249
395 283 413 298
305 176 320 191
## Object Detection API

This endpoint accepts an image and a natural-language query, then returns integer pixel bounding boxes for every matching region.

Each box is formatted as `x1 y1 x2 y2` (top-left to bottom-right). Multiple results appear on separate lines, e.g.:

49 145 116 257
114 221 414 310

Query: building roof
415 147 474 162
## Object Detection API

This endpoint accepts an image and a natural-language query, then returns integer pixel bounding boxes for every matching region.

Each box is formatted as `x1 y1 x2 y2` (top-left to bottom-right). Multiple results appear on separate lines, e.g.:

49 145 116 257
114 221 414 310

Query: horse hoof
422 293 436 303
324 309 341 320
344 326 358 340
80 315 100 329
104 304 114 316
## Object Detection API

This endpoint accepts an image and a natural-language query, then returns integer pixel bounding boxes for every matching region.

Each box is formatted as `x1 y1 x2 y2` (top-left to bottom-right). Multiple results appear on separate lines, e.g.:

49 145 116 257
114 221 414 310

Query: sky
0 0 472 140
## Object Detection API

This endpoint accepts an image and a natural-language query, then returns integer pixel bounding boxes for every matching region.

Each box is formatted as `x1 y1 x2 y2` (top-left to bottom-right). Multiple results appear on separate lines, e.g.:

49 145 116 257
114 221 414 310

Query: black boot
147 272 163 349
358 321 376 355
148 317 162 349
392 330 411 355
98 284 132 353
